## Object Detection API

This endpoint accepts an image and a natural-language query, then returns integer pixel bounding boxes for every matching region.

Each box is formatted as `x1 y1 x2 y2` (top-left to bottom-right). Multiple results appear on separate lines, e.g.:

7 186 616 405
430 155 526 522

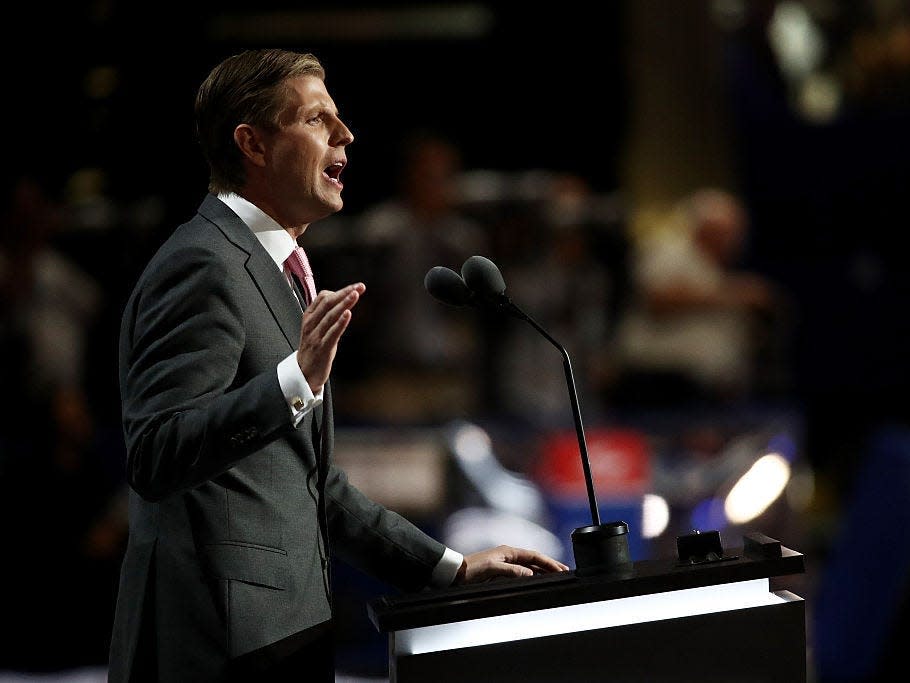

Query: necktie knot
285 246 317 305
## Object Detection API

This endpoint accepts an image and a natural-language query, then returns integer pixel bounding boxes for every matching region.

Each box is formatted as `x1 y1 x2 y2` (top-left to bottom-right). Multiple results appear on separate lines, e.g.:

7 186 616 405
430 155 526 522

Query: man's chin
307 198 344 222
326 195 344 215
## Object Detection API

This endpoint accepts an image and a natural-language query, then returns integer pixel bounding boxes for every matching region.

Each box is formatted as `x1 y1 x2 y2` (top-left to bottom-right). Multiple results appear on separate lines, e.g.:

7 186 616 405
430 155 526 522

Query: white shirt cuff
429 547 464 588
277 352 324 427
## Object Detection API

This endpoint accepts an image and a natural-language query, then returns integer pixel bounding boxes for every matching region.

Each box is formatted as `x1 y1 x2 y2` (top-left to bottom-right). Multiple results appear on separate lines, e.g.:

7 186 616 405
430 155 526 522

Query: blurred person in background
0 174 102 418
613 187 784 407
0 173 124 670
354 130 490 421
493 172 626 425
109 48 566 683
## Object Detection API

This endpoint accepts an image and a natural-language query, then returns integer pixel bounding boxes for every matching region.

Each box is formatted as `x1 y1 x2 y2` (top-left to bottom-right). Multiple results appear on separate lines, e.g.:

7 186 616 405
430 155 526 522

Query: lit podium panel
368 533 806 683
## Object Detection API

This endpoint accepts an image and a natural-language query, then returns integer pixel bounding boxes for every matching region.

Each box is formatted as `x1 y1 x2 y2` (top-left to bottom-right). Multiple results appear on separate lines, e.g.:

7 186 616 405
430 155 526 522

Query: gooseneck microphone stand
454 255 634 577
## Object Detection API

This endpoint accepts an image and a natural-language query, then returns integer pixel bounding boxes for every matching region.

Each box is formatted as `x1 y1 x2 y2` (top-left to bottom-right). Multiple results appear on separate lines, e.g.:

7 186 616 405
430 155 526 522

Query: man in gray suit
108 49 567 682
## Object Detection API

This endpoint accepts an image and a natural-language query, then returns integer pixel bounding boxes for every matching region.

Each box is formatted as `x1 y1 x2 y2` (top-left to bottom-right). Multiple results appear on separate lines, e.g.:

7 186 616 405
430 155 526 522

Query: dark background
8 2 628 216
3 1 910 680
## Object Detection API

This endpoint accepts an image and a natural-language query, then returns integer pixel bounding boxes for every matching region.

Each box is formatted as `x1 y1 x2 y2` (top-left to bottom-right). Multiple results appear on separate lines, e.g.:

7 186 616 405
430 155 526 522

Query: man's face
263 75 353 226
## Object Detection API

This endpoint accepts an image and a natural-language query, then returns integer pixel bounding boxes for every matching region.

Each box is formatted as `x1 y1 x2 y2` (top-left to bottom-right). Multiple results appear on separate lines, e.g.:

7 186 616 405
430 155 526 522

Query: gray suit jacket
108 194 445 681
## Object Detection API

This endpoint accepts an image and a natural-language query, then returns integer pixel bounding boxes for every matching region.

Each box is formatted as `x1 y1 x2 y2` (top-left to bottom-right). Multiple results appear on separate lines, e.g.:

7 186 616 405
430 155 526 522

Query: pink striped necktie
284 246 317 306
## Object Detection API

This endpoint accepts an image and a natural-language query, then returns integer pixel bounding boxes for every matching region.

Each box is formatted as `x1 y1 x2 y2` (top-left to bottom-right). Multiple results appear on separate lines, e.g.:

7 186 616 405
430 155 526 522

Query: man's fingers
296 283 365 391
493 562 534 578
461 546 570 584
300 283 364 340
305 285 362 321
321 308 352 348
311 282 366 312
505 548 570 572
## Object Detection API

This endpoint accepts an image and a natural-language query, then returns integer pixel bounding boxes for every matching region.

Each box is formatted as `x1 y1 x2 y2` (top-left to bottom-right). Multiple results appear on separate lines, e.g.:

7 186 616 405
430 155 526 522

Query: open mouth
323 161 345 186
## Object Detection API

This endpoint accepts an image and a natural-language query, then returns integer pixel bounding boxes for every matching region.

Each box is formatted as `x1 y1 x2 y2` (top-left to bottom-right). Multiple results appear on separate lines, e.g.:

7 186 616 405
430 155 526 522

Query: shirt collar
218 192 296 271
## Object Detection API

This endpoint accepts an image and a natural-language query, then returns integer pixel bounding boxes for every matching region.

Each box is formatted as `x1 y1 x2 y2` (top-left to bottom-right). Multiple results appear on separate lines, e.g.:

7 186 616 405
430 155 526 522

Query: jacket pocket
199 541 289 590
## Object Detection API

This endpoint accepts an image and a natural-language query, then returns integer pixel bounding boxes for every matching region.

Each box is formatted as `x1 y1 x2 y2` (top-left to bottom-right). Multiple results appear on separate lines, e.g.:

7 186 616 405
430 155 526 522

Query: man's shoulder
152 213 226 262
134 198 246 287
158 196 249 256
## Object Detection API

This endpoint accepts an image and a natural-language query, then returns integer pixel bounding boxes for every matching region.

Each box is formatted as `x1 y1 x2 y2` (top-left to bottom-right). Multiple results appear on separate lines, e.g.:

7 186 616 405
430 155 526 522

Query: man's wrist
429 547 464 587
454 559 467 585
278 352 323 425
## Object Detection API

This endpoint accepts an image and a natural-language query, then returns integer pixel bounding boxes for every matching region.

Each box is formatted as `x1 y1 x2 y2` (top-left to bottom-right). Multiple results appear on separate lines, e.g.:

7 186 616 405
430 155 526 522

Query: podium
368 533 806 682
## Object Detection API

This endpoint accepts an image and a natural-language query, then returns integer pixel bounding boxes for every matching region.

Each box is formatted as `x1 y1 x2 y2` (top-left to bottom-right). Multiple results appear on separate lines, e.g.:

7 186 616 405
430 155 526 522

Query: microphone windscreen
424 266 473 306
461 255 506 297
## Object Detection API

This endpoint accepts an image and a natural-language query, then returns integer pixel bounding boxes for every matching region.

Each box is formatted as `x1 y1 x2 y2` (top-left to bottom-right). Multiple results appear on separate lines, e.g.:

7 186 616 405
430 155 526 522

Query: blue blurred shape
689 496 728 533
768 431 799 462
812 425 910 681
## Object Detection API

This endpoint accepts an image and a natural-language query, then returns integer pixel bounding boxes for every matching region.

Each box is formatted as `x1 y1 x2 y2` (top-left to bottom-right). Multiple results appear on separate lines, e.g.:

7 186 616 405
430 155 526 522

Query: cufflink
292 396 305 412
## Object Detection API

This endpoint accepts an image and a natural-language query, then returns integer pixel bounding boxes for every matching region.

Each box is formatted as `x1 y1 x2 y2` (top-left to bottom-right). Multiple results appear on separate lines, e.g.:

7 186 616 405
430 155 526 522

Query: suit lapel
245 247 301 351
198 194 301 351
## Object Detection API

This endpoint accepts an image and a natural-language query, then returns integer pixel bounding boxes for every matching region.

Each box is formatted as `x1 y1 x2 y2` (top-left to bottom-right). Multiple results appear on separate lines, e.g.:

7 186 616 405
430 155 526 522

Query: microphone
426 255 633 577
424 260 520 319
424 266 475 307
461 255 507 300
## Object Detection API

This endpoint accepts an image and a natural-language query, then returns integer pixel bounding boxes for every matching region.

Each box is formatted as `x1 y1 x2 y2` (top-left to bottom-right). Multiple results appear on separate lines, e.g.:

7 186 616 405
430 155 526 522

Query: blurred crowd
306 132 793 430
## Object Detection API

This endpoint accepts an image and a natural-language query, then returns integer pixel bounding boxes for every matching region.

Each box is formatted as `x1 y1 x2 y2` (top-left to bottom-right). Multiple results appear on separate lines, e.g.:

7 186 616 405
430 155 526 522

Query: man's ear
234 124 267 168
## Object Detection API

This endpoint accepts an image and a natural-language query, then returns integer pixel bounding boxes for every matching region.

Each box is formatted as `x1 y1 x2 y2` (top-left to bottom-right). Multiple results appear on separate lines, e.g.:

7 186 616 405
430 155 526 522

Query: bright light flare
724 453 791 524
641 493 670 539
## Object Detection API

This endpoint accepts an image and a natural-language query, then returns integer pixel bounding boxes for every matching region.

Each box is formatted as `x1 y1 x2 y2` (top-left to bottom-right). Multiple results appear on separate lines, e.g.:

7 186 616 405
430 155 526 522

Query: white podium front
368 533 806 683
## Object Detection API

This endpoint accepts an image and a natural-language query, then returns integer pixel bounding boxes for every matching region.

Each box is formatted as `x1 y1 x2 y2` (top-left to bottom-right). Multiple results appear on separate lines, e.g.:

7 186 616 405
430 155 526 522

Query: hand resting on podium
455 545 570 584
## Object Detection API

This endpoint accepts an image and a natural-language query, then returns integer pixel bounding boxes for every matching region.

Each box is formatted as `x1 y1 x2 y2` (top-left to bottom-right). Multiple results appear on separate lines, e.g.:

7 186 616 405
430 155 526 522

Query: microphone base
572 521 634 578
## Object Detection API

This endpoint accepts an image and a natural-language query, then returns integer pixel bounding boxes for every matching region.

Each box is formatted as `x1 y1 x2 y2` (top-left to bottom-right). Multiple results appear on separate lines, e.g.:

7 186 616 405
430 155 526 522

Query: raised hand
296 282 366 393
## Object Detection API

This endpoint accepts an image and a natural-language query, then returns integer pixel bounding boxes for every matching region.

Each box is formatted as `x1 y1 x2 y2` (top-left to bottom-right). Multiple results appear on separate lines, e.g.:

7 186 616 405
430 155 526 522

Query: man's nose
333 119 354 146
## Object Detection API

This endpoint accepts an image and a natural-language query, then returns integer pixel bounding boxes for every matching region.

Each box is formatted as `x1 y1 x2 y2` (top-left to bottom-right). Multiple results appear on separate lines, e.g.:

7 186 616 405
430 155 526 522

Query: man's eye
307 115 323 125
